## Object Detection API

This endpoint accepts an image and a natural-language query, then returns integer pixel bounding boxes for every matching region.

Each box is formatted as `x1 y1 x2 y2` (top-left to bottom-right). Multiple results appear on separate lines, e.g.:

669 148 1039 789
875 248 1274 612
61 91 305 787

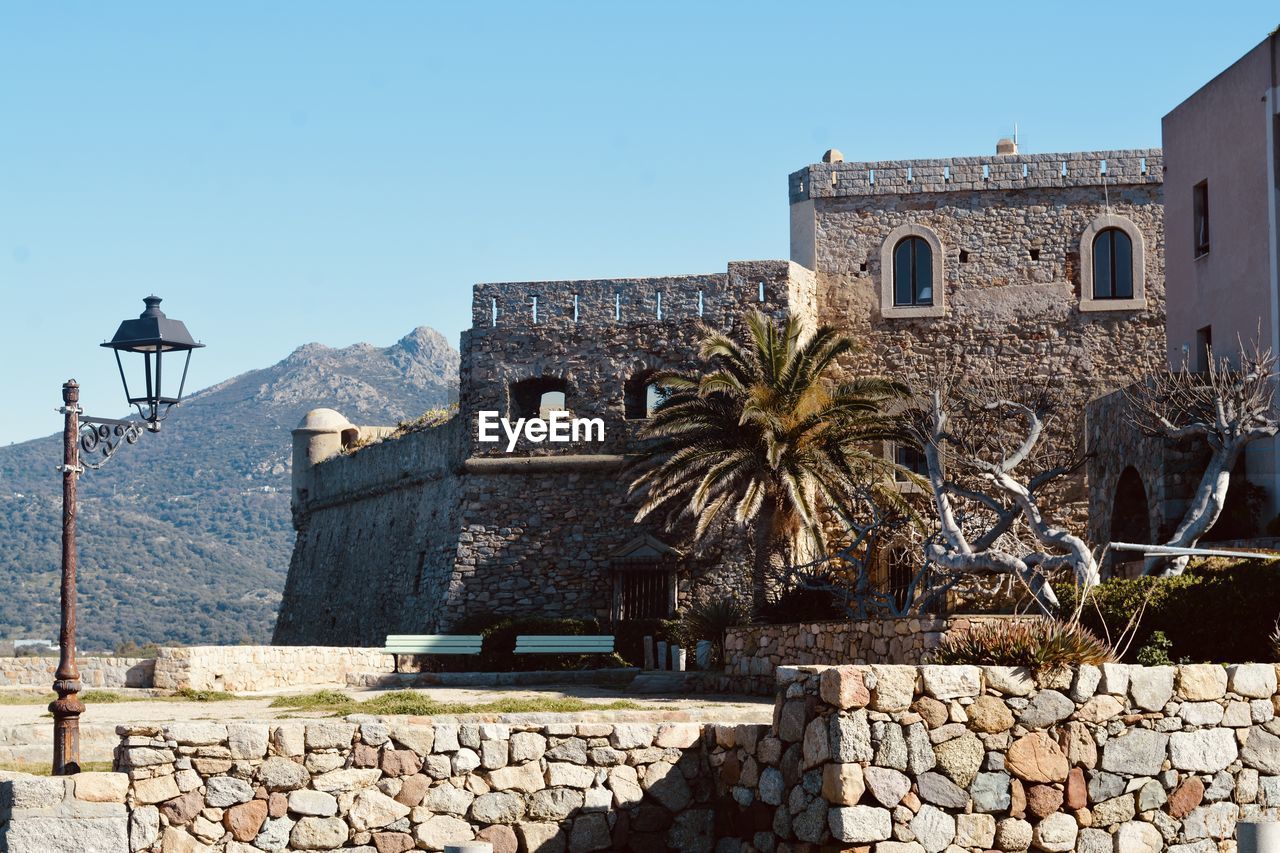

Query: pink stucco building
1162 32 1280 513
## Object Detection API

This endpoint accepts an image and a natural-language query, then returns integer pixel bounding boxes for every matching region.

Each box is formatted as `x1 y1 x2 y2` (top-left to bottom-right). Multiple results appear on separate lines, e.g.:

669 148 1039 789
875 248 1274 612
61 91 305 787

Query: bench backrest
384 634 484 654
514 634 615 654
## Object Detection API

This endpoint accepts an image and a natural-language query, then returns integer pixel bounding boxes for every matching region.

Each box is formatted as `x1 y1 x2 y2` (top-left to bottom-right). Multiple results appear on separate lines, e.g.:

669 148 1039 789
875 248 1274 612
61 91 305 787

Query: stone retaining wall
0 770 130 852
723 616 1037 677
759 661 1280 850
12 661 1280 851
0 656 154 689
152 647 394 693
113 716 740 852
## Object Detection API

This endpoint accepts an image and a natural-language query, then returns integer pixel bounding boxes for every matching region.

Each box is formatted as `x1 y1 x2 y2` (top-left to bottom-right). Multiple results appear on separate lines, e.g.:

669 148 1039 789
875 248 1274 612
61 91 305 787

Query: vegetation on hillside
0 328 458 649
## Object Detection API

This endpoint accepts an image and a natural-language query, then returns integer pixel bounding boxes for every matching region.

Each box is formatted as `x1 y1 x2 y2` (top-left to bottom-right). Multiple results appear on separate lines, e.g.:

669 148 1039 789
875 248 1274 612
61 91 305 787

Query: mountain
0 327 459 651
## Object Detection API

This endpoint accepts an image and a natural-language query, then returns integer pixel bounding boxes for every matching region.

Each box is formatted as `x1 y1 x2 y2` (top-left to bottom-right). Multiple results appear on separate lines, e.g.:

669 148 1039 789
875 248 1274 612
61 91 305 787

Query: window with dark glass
892 236 933 307
1193 180 1210 257
894 445 928 482
1091 228 1134 299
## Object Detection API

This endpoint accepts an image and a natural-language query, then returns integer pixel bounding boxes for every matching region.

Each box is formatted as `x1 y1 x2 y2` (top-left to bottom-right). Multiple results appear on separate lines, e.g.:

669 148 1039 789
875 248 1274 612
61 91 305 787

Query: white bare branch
1125 338 1279 576
906 380 1097 611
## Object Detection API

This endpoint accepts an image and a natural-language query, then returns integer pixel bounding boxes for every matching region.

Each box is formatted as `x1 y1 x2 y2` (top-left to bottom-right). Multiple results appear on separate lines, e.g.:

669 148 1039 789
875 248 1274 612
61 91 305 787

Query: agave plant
666 597 753 669
928 618 1115 669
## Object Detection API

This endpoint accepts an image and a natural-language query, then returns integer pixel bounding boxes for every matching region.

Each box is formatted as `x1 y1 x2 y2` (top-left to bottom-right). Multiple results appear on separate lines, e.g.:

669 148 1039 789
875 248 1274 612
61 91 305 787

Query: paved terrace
0 685 771 768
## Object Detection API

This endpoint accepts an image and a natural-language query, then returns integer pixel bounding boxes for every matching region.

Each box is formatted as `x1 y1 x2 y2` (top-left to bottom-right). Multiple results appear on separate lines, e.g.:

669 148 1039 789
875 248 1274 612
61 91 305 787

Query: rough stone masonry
7 660 1280 851
276 146 1166 644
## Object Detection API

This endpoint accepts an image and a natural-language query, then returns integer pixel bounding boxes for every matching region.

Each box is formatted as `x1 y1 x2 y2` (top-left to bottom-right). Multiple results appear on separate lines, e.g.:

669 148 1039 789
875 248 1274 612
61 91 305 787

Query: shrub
665 597 752 669
613 619 671 669
1135 631 1175 666
928 618 1115 669
1058 558 1280 663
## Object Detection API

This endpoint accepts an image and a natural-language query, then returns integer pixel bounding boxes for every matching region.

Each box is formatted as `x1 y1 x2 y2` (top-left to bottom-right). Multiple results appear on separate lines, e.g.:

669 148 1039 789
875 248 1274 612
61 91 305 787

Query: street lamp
51 296 202 775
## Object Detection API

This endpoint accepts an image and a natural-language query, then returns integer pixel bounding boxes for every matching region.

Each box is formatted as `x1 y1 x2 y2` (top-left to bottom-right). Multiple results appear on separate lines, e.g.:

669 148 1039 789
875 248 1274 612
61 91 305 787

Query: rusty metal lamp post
52 296 202 774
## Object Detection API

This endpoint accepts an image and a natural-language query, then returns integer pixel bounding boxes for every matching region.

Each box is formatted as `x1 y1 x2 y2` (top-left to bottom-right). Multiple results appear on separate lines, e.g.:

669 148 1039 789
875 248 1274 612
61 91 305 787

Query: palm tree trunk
752 494 785 614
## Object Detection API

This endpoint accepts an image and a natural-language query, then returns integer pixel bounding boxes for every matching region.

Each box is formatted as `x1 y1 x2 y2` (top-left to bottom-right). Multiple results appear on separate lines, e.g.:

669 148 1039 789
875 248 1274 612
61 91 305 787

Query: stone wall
723 616 1037 679
91 660 1280 852
755 660 1280 851
112 716 743 852
0 770 130 852
274 420 467 646
152 647 393 693
791 150 1162 201
0 656 154 689
1085 387 1207 569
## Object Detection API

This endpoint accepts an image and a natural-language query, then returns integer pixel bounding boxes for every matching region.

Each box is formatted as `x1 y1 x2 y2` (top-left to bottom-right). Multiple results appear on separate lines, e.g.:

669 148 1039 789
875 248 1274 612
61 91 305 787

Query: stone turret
291 408 356 511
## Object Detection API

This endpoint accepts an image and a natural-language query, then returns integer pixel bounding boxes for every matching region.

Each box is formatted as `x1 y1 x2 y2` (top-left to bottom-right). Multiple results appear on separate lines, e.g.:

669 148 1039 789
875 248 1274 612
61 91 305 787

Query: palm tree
629 310 910 613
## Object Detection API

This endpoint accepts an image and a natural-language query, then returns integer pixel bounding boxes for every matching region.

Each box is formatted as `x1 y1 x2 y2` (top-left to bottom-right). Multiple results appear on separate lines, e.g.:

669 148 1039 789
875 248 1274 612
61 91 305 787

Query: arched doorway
1109 467 1150 576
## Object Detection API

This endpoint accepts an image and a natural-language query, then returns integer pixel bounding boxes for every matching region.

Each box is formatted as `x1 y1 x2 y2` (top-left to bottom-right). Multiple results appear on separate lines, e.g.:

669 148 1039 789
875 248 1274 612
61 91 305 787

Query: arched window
893 236 934 307
1080 215 1145 312
1092 228 1134 300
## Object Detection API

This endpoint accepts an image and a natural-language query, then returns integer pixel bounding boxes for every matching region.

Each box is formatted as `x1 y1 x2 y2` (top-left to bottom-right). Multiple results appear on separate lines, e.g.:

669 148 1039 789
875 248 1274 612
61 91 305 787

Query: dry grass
0 688 238 705
269 690 646 717
0 760 114 776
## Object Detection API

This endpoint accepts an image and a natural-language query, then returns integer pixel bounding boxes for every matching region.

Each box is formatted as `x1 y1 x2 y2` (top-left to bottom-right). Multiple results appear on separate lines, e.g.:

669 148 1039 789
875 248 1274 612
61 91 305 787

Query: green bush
1058 558 1280 663
664 597 752 669
477 616 624 672
613 619 671 669
1135 631 1175 666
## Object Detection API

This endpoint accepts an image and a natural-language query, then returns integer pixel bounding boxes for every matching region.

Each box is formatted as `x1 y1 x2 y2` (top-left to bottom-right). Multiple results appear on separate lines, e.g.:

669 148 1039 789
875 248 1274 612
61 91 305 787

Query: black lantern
102 295 204 429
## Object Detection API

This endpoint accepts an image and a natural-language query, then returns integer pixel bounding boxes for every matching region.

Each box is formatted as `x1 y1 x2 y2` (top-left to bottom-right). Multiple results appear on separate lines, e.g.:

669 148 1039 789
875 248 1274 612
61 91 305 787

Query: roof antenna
1014 123 1019 147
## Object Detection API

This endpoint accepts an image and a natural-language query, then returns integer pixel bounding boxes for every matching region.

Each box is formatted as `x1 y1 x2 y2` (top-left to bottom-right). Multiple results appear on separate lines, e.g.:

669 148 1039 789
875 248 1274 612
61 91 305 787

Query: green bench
514 635 615 655
383 634 484 671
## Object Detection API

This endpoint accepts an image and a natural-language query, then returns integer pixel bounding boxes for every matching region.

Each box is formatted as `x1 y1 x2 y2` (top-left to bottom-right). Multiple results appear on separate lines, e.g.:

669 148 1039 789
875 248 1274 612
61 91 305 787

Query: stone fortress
274 142 1167 646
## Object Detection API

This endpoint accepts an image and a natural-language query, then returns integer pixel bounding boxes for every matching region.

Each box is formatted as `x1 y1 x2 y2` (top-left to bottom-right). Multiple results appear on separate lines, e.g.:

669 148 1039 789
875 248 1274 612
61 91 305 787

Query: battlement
789 148 1163 203
470 260 813 330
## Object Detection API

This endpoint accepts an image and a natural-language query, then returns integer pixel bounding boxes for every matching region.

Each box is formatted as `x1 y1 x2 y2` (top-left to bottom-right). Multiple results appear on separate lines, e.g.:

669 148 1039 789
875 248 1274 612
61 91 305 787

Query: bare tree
1126 341 1279 576
905 379 1100 612
774 493 962 620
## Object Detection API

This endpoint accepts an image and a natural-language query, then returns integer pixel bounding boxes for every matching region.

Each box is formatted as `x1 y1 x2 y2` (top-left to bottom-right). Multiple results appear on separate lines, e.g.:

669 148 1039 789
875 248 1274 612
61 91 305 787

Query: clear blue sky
1 2 1276 444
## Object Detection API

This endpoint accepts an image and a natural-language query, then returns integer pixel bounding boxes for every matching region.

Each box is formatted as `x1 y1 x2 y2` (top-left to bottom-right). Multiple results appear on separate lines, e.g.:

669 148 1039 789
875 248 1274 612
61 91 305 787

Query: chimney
996 138 1018 156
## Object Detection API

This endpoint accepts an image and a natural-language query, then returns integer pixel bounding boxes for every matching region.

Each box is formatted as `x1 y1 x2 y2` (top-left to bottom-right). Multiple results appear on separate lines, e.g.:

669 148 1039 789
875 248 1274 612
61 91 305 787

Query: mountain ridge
0 326 459 650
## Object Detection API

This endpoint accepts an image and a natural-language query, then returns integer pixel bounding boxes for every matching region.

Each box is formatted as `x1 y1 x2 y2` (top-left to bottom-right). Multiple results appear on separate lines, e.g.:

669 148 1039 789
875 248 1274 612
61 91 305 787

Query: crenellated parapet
790 148 1162 203
469 260 814 331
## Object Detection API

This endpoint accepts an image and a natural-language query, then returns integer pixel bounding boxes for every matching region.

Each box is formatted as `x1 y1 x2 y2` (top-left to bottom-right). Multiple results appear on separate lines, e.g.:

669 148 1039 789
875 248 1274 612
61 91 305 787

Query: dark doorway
1109 467 1150 574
